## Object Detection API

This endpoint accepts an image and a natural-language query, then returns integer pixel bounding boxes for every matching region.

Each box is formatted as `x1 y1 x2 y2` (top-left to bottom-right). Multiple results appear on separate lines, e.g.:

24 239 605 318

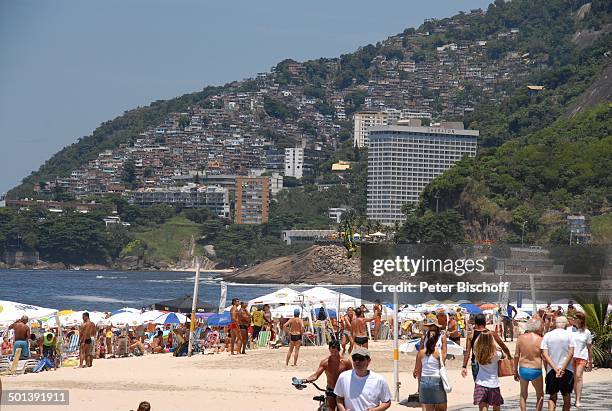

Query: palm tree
575 296 611 368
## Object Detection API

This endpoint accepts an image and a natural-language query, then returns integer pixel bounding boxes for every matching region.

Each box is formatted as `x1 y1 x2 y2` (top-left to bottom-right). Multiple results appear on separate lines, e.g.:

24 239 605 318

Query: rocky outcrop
222 245 360 284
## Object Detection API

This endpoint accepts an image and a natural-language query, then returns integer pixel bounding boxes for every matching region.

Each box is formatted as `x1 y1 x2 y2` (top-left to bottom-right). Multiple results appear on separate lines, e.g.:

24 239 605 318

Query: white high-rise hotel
367 122 478 225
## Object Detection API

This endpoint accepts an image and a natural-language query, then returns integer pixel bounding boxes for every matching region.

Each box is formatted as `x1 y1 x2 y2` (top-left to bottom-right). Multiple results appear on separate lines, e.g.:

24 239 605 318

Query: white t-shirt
475 351 501 388
541 328 576 373
334 370 392 411
571 328 592 360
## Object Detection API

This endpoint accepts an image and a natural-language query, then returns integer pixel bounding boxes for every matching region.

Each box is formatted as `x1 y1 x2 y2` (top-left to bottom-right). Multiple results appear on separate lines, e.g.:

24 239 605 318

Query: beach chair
191 327 205 353
302 332 317 346
16 358 39 375
0 348 21 376
256 330 271 348
64 333 80 358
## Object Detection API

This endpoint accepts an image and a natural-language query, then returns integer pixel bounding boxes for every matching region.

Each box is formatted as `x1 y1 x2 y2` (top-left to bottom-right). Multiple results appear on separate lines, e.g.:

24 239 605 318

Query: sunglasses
352 355 368 362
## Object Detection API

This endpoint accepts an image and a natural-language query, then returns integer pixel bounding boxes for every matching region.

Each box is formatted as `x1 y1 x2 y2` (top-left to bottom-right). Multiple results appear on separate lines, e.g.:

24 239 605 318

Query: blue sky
0 0 492 193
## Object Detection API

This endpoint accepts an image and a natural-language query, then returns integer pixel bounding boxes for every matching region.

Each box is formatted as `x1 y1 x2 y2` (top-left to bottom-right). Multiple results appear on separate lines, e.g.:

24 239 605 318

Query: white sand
2 340 610 410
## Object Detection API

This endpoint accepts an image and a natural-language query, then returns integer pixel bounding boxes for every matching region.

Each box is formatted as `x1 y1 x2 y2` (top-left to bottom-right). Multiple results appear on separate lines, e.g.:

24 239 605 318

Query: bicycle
291 376 331 411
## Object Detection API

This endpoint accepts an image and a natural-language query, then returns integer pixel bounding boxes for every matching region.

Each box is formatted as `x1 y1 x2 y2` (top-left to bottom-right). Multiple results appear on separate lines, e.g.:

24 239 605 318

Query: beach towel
33 357 53 373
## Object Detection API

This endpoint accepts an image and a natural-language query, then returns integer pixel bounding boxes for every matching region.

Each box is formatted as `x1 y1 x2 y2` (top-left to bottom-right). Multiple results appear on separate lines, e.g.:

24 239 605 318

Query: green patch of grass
591 214 612 244
133 215 202 263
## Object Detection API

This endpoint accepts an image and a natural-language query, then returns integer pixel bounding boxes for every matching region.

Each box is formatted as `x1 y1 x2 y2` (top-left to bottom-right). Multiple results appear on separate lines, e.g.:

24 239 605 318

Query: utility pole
187 259 201 357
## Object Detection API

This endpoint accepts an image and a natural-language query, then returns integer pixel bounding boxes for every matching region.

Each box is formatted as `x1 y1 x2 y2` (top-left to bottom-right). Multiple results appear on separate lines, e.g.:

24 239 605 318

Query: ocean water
0 269 360 312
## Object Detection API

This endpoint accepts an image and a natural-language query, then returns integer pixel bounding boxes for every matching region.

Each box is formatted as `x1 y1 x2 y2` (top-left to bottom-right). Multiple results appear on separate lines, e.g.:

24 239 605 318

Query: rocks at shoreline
223 244 360 284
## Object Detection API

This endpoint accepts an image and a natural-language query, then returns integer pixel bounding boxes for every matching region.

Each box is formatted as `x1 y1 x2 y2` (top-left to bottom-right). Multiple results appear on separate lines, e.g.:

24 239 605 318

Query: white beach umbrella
0 300 57 326
139 310 165 324
302 287 361 311
398 311 424 322
248 287 303 306
109 311 142 326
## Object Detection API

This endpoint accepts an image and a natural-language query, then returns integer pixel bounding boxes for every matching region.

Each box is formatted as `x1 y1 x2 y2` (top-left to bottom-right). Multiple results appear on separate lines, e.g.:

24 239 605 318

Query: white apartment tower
284 147 304 179
367 123 478 225
353 111 388 148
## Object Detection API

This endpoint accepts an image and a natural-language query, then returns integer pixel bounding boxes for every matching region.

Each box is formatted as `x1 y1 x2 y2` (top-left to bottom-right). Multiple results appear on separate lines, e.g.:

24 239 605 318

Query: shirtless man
373 300 382 341
79 312 97 367
229 298 241 355
238 302 250 354
340 308 355 355
301 340 353 411
513 319 544 411
9 315 30 359
351 307 374 349
284 308 305 366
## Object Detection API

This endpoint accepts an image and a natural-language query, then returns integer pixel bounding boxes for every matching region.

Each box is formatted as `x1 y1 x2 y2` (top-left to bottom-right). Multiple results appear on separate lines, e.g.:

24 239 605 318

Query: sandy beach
2 340 610 410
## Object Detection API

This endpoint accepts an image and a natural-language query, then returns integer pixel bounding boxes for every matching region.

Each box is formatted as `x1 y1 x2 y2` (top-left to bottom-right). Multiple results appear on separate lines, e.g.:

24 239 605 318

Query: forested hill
9 0 611 198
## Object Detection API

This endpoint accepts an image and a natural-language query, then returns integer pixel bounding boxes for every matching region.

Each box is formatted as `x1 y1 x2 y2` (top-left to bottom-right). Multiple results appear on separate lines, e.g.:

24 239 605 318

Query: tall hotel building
367 122 478 225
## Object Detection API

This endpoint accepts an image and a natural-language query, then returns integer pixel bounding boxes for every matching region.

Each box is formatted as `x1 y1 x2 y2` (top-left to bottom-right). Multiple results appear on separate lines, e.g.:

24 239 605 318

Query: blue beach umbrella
459 303 482 314
206 312 232 327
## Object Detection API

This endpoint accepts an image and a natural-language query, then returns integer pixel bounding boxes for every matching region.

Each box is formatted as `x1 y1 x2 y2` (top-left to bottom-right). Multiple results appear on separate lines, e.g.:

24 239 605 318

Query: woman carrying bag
413 325 449 411
472 330 513 411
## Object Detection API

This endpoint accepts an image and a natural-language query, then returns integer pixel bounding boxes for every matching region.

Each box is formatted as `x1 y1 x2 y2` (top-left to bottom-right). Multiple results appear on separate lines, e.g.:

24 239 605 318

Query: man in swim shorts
229 298 241 355
514 319 544 411
302 339 353 411
9 315 30 359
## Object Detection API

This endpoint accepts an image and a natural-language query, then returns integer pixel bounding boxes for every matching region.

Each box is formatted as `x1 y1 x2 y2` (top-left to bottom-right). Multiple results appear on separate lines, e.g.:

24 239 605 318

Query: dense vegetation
418 104 611 244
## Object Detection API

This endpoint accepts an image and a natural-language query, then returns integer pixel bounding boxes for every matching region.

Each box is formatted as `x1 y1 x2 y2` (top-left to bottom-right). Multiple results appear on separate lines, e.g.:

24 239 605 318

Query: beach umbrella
482 309 497 315
398 311 424 321
301 287 361 310
151 295 209 313
479 303 498 310
206 312 231 327
0 300 58 326
459 303 482 314
44 310 106 327
109 311 142 326
139 310 165 324
154 312 188 324
271 304 305 319
110 307 140 316
249 287 303 306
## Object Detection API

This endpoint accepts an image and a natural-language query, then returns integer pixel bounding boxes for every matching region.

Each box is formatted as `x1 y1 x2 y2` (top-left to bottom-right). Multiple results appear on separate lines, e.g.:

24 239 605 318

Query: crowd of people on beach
1 299 597 411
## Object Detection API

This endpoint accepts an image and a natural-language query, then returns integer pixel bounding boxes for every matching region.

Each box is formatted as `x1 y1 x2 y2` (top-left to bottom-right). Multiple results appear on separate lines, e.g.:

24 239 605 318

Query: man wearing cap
284 308 305 366
302 339 353 411
334 347 392 411
9 315 30 359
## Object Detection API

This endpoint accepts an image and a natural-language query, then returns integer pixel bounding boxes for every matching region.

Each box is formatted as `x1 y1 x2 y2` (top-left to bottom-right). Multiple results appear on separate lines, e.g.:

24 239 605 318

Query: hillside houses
56 8 547 203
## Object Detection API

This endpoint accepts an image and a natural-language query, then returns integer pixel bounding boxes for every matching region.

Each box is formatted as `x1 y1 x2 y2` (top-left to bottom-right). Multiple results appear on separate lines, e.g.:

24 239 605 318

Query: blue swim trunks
519 366 542 381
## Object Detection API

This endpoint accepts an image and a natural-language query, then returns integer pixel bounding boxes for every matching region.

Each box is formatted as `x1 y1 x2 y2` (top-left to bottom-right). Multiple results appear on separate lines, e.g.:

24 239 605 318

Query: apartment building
234 176 270 224
284 147 304 179
353 111 389 148
367 123 478 225
129 184 230 218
